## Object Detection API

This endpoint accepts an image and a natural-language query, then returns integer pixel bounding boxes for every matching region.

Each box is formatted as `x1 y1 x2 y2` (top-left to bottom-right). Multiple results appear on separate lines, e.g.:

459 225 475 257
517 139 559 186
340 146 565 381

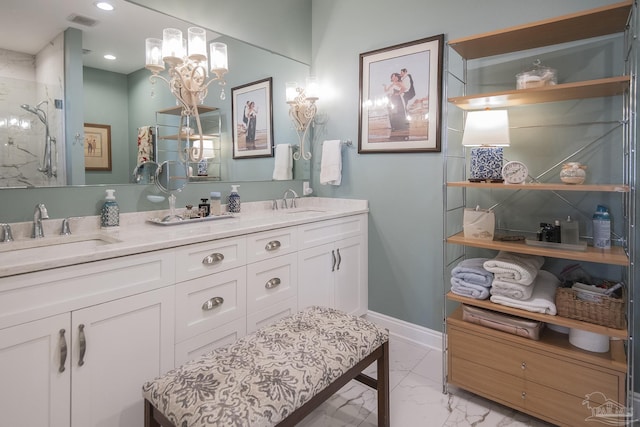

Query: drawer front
174 317 246 366
448 325 621 399
246 227 297 263
247 253 297 312
175 237 246 282
175 266 246 343
246 296 298 334
298 215 366 249
0 250 175 330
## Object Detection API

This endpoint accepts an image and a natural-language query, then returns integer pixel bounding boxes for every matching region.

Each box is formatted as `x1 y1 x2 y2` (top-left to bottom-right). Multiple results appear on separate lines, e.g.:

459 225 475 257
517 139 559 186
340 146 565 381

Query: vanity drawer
246 227 297 263
175 266 246 343
174 317 246 366
448 323 622 401
246 296 298 334
246 253 297 313
0 250 175 330
298 215 366 249
175 236 246 282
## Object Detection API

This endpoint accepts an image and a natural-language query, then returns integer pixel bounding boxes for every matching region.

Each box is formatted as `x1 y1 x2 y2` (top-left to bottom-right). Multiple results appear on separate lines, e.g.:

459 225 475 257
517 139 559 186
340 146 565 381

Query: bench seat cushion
142 306 389 427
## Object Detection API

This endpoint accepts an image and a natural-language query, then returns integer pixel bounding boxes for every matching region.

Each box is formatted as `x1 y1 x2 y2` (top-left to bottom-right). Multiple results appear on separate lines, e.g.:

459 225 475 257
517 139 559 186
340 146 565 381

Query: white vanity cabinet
0 251 175 427
298 215 368 316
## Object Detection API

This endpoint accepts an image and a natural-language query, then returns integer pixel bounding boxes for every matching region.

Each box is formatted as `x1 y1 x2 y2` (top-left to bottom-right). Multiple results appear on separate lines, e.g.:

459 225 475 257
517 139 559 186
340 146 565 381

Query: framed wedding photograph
84 123 112 171
358 35 444 153
231 77 274 159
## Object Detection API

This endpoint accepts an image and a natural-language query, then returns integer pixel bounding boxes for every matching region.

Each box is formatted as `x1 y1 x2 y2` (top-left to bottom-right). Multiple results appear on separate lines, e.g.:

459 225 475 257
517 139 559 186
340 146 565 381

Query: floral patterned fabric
142 306 389 427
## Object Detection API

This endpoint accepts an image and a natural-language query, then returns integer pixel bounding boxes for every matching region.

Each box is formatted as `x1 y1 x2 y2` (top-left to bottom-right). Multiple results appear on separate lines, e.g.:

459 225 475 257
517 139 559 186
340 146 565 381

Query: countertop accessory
147 212 234 226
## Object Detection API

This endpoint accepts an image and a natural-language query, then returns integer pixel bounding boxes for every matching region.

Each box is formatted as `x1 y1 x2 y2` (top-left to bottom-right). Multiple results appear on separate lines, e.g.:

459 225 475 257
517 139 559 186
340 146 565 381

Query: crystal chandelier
145 27 228 162
285 77 319 160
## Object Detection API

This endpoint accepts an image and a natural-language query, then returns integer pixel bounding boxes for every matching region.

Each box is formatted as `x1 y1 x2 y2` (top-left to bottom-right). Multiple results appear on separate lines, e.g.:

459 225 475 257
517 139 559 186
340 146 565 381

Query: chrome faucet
0 223 13 243
281 189 299 209
32 203 49 238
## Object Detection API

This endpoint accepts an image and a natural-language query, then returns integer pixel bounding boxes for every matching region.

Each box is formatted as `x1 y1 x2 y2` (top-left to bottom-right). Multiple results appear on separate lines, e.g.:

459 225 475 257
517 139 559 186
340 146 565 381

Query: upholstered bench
142 306 390 427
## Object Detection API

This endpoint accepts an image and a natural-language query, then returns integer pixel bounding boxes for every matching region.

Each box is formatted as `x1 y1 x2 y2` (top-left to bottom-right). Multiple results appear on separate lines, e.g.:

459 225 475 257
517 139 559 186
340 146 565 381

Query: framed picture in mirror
84 123 112 171
231 77 274 159
358 34 444 153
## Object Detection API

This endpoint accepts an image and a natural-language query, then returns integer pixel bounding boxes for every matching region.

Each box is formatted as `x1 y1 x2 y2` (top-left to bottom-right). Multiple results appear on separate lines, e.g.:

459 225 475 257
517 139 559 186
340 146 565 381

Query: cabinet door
298 242 334 309
334 235 367 316
0 314 70 427
71 286 175 427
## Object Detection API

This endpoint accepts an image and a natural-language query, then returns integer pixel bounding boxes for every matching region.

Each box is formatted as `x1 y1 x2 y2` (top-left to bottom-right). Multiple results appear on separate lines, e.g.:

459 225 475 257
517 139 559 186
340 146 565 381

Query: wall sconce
461 110 510 182
286 77 319 160
145 27 228 162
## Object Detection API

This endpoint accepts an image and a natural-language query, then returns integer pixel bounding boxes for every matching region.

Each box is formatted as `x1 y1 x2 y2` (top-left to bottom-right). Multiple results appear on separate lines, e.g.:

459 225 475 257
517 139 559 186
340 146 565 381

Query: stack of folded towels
483 251 559 315
450 258 494 300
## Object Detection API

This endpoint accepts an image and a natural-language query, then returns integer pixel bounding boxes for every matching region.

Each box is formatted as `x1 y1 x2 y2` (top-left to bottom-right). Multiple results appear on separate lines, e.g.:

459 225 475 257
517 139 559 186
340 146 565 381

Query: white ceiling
1 0 216 75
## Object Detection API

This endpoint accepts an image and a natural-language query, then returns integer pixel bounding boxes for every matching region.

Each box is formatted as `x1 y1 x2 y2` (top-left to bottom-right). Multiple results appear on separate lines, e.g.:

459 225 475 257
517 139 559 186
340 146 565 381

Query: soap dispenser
228 185 241 213
101 189 119 228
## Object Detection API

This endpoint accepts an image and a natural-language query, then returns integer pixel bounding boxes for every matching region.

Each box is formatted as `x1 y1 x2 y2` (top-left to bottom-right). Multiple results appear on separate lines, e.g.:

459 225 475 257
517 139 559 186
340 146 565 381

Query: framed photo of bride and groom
358 34 444 153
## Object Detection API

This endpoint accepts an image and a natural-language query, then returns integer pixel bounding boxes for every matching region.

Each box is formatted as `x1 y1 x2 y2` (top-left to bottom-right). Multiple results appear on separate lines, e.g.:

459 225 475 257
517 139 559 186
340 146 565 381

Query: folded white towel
451 258 493 287
483 251 545 285
272 144 293 180
490 279 534 300
451 278 490 300
490 270 560 315
320 140 342 185
137 126 154 164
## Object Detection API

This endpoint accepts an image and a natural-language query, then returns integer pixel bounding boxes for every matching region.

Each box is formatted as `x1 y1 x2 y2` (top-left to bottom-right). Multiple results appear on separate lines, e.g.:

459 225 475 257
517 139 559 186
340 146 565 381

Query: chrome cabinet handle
521 361 526 370
331 250 336 272
202 296 224 311
265 278 281 289
202 252 224 265
265 240 281 251
521 392 526 399
78 324 86 367
58 329 67 373
336 248 342 270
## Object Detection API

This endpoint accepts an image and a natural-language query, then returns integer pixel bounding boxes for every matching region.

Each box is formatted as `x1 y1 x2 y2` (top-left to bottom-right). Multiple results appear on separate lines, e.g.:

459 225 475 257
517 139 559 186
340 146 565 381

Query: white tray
524 239 587 252
146 213 234 226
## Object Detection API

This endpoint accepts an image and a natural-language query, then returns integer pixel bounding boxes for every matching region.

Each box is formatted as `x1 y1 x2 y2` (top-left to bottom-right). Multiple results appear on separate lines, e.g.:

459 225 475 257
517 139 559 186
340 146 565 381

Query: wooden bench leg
145 398 175 427
377 340 390 427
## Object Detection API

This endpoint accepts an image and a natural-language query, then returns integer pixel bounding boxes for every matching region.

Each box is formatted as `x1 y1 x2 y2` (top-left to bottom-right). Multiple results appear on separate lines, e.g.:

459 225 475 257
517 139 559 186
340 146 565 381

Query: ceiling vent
67 14 99 27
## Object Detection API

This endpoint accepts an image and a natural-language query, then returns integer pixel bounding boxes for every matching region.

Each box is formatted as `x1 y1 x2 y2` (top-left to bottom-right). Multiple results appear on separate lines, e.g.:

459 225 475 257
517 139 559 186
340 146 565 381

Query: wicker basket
555 287 626 329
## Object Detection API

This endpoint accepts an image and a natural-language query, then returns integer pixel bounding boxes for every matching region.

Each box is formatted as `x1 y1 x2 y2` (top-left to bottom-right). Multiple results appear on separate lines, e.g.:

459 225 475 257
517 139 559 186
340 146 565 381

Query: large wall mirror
0 0 310 189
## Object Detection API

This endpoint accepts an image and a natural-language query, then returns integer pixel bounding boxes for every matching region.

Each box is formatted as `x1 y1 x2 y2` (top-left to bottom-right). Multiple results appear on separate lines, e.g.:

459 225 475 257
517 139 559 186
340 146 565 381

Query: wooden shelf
156 105 219 115
447 306 627 370
447 181 630 193
448 1 632 60
447 232 629 266
447 294 628 340
448 76 629 110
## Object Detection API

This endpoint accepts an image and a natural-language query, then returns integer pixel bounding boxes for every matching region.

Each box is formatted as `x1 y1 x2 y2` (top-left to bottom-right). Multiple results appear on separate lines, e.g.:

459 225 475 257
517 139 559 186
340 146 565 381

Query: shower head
20 101 48 125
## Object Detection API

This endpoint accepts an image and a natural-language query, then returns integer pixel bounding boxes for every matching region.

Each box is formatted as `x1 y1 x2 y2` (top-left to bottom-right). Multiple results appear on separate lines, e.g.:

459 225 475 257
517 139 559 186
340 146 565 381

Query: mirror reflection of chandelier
144 27 228 162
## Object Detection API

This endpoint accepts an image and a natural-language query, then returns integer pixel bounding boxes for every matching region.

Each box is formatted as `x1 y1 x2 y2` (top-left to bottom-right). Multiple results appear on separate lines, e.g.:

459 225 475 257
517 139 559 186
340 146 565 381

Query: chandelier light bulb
162 28 184 64
187 27 207 62
209 43 228 74
285 82 298 103
145 38 165 72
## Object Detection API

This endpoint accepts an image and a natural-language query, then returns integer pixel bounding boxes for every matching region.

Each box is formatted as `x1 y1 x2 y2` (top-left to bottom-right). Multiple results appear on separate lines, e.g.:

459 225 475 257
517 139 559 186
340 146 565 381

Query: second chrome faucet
32 203 49 238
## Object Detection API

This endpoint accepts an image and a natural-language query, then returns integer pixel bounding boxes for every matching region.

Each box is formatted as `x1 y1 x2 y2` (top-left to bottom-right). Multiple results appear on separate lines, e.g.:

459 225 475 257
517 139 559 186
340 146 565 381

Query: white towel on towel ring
272 144 293 180
320 140 342 185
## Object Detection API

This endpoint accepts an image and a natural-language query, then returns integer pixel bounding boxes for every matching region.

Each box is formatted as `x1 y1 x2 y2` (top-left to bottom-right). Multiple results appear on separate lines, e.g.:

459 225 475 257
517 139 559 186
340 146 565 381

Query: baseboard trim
365 310 442 351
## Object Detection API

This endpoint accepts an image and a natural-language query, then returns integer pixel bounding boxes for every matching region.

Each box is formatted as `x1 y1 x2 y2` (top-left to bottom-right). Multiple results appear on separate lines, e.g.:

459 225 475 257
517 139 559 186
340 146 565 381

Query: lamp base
469 147 504 181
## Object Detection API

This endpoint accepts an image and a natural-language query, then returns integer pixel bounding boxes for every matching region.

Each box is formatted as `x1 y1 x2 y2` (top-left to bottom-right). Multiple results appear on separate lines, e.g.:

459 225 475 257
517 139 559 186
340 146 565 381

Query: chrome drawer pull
202 252 224 265
265 240 281 251
265 278 281 289
521 361 526 370
202 296 224 311
521 392 526 399
78 324 86 367
58 329 67 373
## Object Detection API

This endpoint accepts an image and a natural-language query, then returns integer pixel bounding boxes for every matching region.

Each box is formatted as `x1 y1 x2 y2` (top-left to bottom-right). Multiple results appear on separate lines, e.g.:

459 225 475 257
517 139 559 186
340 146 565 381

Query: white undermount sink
0 234 122 258
282 208 327 215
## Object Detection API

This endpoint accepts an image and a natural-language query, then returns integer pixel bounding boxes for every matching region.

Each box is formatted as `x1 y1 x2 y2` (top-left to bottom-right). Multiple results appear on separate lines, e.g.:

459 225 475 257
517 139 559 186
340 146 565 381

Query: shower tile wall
0 34 65 188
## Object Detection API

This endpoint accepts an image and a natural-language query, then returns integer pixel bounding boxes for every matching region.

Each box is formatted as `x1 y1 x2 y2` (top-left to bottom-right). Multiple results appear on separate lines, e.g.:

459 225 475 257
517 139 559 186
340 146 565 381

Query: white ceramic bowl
569 328 609 353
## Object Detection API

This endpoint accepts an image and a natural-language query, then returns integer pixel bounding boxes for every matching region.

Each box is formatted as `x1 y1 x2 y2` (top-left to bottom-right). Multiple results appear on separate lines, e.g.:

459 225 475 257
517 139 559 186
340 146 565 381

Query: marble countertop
0 197 368 278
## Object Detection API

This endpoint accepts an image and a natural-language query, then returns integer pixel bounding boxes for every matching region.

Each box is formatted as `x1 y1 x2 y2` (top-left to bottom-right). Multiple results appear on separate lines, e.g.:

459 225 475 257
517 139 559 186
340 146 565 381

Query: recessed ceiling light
104 54 116 60
95 2 115 11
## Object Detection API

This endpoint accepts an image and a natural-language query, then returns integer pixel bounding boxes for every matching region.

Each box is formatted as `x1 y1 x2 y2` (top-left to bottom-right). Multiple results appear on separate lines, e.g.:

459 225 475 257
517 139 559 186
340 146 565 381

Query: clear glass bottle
561 216 579 245
210 192 222 215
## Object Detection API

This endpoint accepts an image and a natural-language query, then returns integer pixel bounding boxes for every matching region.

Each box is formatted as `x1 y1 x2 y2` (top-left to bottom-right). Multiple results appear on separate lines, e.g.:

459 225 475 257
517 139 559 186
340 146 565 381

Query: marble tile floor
299 335 554 427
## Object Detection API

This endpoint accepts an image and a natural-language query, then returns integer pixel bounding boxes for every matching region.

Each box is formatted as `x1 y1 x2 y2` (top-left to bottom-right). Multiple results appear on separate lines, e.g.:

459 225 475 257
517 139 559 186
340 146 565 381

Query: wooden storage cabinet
443 1 635 424
448 309 626 426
